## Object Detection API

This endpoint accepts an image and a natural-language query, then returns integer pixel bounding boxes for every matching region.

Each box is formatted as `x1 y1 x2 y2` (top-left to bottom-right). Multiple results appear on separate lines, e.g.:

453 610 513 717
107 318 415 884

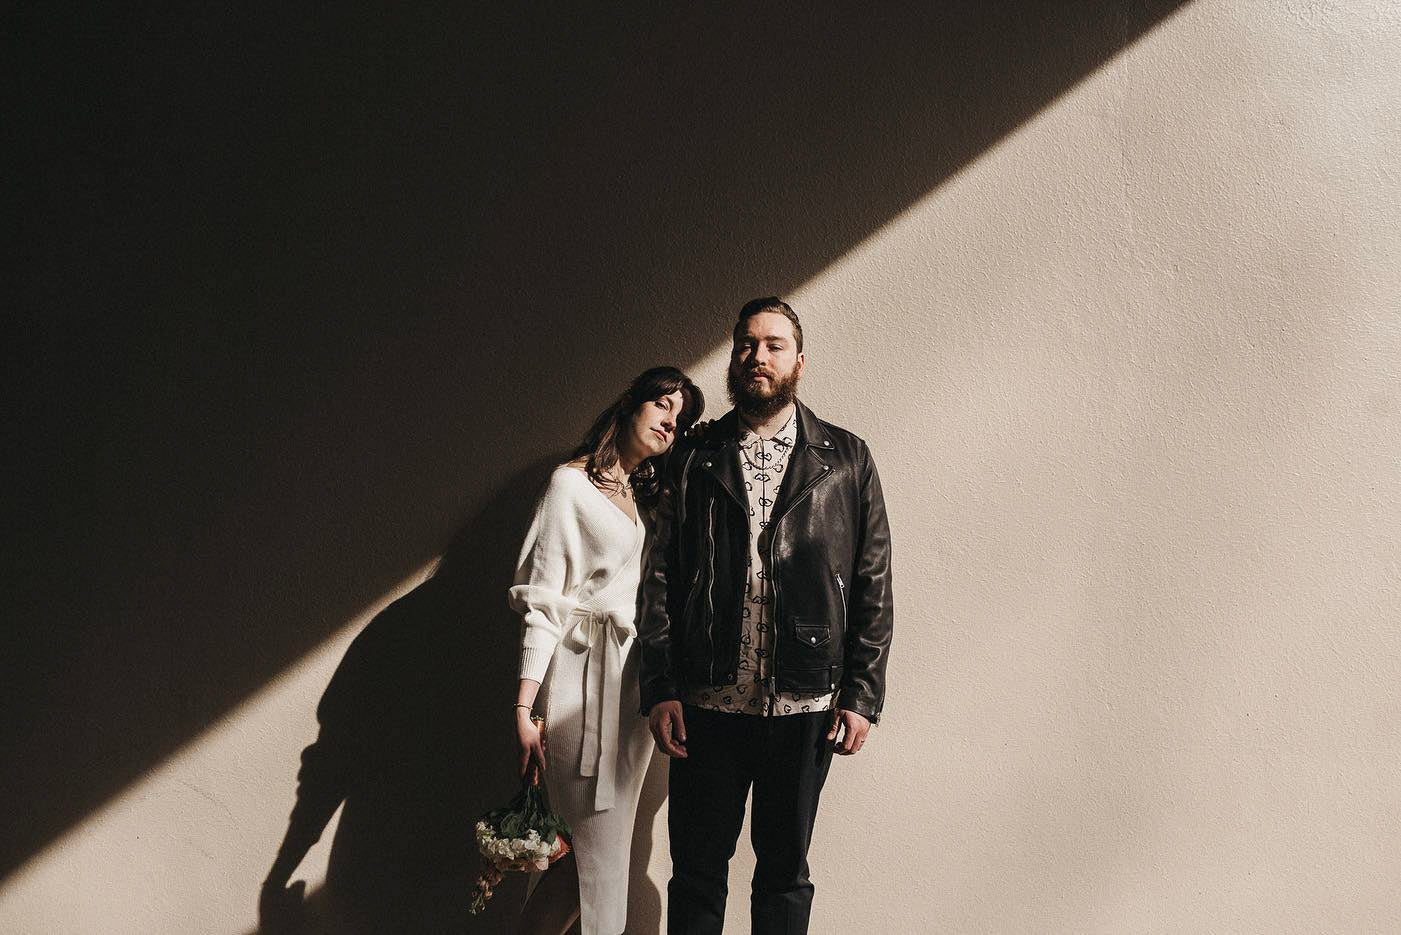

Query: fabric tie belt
561 605 636 811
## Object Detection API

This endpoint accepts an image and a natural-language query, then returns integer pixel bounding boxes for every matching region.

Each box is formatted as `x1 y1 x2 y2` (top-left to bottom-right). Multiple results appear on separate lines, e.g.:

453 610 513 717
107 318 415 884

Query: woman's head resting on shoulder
570 366 704 508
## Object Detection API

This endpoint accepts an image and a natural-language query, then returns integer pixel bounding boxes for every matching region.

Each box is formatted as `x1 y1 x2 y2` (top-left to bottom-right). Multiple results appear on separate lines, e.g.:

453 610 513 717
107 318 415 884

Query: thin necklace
607 467 632 499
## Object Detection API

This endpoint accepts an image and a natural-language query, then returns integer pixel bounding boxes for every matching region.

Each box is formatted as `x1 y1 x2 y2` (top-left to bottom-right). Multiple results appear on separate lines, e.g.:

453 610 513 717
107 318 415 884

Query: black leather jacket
637 401 894 723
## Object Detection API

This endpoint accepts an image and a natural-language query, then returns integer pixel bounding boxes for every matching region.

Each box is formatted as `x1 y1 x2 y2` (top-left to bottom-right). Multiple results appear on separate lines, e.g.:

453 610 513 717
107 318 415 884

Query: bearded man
637 296 895 934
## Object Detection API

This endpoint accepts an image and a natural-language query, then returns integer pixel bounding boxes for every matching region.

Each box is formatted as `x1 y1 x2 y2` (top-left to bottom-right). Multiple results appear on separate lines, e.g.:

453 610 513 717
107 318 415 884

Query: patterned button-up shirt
686 407 836 717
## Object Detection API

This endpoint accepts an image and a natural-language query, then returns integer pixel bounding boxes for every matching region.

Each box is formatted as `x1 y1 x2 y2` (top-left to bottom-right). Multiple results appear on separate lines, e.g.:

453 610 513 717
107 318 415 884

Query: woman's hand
516 708 547 783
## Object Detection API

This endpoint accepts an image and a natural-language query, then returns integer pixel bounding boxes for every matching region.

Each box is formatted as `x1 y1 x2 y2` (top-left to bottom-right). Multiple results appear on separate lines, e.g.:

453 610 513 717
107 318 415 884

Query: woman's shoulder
541 461 593 501
523 465 593 537
552 460 591 483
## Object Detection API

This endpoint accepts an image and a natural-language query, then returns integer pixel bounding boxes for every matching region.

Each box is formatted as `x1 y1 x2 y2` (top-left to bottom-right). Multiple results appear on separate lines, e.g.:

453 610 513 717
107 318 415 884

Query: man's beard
727 361 800 421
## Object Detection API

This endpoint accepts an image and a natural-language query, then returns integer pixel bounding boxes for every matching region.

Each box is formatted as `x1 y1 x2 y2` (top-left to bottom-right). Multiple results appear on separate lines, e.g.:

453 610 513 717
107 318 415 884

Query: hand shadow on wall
255 456 665 934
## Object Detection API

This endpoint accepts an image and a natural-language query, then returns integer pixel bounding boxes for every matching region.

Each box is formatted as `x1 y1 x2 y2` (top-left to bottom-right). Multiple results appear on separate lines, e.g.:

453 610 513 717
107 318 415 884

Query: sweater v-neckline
565 466 641 528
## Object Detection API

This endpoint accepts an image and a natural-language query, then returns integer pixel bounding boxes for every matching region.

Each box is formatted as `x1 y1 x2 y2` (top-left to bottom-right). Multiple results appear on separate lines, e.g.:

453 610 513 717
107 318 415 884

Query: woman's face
629 389 685 459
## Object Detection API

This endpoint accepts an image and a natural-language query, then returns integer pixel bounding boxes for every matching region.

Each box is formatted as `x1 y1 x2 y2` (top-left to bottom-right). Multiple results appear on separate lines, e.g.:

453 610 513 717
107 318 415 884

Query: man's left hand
826 708 871 755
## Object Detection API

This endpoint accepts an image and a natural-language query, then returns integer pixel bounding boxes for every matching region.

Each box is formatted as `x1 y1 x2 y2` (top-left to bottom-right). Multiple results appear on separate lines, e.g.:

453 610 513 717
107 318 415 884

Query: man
638 297 894 934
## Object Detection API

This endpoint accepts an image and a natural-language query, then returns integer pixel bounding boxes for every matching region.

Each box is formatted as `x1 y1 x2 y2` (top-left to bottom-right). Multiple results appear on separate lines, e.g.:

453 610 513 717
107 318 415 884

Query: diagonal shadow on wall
4 0 1188 888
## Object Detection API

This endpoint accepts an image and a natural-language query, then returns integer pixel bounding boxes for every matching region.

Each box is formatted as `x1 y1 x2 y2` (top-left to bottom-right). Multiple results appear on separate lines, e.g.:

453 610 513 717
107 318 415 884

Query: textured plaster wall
4 1 1400 933
635 3 1401 932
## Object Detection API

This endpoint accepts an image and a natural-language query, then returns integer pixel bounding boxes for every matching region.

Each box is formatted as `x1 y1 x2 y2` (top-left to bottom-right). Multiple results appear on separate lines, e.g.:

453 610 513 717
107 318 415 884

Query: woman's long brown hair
570 366 704 510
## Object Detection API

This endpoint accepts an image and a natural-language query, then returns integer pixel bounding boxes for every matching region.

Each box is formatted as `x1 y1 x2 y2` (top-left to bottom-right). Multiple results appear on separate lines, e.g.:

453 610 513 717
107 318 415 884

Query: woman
508 365 703 935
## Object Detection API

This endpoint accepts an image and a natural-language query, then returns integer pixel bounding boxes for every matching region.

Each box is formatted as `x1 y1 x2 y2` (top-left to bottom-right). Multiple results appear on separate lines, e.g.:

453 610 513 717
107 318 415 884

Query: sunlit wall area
635 3 1401 932
5 1 1400 933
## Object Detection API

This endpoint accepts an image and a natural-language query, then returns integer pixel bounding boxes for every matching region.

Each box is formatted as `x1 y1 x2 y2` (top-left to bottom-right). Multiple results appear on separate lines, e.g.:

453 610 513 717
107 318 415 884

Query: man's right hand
648 700 688 758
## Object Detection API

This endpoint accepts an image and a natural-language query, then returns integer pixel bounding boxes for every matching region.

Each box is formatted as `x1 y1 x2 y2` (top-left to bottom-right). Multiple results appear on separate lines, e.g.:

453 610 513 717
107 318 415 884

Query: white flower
474 814 568 877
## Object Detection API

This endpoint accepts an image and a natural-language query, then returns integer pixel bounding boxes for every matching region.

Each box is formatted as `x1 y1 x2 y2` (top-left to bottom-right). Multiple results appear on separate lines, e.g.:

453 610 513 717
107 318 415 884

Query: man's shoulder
801 405 872 458
659 430 710 484
813 416 867 448
679 412 735 449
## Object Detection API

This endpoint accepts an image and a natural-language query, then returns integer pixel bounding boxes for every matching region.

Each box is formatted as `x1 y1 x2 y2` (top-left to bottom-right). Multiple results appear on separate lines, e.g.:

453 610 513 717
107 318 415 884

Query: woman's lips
652 428 668 441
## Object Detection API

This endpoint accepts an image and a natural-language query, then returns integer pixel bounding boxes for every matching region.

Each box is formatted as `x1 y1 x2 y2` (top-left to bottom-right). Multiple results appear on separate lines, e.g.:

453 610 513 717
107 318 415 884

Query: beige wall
5 1 1400 933
644 3 1401 931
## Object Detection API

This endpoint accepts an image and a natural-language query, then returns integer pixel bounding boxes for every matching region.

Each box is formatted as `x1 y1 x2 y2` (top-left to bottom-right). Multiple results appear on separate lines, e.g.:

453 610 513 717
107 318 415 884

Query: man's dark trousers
667 703 835 934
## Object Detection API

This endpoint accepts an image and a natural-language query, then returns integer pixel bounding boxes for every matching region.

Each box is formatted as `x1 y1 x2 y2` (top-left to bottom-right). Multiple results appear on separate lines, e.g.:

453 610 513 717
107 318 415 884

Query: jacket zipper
766 455 834 710
767 516 781 714
836 570 847 621
705 496 717 683
681 567 702 627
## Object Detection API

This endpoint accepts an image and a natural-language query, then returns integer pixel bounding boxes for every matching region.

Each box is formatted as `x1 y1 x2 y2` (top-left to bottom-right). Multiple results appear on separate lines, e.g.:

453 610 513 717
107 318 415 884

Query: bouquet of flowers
469 719 573 915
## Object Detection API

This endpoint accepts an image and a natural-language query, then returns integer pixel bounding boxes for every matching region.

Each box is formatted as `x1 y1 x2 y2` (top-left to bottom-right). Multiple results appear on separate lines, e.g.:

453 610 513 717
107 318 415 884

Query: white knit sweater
508 465 644 683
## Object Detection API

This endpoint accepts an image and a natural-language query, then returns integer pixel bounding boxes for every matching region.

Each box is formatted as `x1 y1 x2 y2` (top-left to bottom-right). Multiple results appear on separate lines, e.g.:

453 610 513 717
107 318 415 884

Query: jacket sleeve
838 441 894 723
636 447 691 714
507 471 584 683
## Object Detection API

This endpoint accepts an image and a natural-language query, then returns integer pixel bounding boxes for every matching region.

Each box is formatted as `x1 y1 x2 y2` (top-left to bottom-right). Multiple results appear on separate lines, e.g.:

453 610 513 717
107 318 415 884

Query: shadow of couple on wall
8 1 1187 887
255 459 667 935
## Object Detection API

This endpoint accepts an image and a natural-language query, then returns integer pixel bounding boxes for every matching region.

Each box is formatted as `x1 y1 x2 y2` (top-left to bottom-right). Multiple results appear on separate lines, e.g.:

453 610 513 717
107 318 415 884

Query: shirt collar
738 407 797 451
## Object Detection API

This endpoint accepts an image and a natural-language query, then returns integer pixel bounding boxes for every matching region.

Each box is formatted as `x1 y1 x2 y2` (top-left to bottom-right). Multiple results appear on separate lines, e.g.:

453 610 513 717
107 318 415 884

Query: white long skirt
533 634 654 935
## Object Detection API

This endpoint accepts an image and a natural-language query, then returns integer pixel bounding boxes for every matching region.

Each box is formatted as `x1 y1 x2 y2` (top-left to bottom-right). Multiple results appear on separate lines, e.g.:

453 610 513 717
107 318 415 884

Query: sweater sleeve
508 469 585 683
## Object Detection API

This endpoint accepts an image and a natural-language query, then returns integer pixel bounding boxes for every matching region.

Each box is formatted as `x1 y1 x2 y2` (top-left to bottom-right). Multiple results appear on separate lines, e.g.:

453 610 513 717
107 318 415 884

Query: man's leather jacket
637 400 893 723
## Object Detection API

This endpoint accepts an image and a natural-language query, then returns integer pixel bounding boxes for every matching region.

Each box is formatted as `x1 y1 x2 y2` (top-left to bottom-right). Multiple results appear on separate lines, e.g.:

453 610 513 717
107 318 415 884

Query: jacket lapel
770 401 832 524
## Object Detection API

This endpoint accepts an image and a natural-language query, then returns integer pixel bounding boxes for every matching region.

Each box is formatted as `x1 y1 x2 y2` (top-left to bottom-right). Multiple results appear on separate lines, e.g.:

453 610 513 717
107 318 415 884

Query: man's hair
733 296 803 353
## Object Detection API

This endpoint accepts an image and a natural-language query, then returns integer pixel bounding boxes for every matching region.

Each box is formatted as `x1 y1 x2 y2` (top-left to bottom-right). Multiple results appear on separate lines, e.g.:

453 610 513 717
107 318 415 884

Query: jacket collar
695 401 832 511
706 400 829 448
791 399 831 450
